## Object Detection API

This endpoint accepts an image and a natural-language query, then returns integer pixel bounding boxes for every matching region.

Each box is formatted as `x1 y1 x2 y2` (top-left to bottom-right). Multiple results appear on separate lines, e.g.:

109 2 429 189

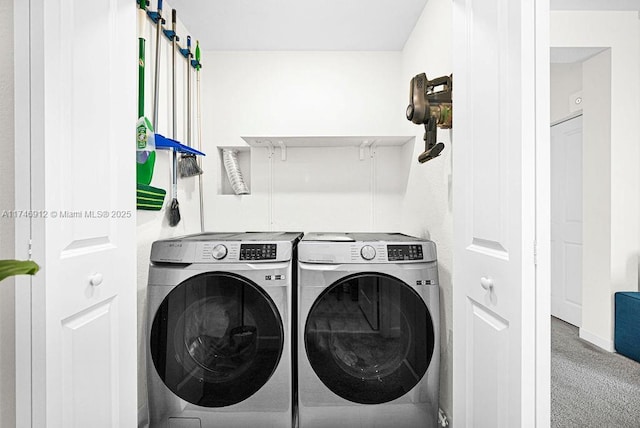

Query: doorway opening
548 45 640 426
549 46 610 335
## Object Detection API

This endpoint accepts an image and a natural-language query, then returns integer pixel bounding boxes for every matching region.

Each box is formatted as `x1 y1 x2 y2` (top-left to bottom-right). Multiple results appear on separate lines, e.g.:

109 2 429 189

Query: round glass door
150 272 284 407
305 273 434 404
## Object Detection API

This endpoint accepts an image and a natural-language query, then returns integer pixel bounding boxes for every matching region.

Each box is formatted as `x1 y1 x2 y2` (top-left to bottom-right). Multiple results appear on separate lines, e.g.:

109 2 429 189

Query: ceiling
551 0 640 10
168 0 429 51
167 0 640 51
549 0 638 63
550 47 608 63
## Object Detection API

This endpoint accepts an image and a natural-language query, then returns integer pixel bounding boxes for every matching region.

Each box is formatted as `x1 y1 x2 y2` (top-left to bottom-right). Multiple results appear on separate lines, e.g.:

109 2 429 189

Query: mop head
168 198 181 226
179 153 203 177
136 183 166 211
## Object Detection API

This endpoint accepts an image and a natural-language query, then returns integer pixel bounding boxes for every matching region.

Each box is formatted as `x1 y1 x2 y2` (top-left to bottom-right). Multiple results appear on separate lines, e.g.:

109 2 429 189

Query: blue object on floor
614 292 640 363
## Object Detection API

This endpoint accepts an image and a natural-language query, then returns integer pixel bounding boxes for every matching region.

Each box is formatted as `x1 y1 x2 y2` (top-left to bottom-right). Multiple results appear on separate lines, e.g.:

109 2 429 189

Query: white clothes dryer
297 233 440 428
147 232 302 428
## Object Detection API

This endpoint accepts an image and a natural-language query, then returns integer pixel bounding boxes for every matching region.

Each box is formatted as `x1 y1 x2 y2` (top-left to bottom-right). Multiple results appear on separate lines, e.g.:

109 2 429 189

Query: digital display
240 244 277 260
387 245 423 261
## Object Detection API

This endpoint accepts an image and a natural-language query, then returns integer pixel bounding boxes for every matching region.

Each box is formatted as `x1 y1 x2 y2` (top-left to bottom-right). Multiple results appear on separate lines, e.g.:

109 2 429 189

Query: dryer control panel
387 244 423 261
299 241 436 264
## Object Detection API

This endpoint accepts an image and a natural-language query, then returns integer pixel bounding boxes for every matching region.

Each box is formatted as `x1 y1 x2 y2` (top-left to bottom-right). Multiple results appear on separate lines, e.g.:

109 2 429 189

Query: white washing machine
147 232 303 428
297 233 440 428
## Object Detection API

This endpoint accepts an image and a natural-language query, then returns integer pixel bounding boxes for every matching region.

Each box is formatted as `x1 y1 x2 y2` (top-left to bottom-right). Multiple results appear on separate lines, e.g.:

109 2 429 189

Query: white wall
0 1 15 426
400 0 453 418
136 2 203 420
551 11 640 350
200 50 405 232
582 49 613 347
550 62 582 122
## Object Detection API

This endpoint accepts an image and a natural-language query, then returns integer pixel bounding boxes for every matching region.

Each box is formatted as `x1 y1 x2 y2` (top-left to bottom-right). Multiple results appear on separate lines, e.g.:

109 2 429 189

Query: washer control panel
151 234 299 264
211 244 228 260
240 243 277 260
387 244 423 261
360 245 376 260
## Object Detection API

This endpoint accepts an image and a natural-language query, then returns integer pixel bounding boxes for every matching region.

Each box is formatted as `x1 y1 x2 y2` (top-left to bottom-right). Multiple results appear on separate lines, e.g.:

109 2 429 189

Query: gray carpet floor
551 317 640 427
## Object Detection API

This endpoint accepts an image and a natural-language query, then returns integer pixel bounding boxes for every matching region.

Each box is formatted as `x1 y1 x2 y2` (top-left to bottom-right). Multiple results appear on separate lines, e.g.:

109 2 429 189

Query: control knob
360 245 376 261
211 244 228 260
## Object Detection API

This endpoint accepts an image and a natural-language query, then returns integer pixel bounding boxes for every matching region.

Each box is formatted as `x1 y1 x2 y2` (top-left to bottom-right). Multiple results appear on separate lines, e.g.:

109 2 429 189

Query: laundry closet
21 0 563 424
134 0 454 427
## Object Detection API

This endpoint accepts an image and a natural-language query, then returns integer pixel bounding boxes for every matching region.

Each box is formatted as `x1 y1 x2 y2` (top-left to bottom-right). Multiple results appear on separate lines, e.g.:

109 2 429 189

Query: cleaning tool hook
147 0 164 24
180 36 192 59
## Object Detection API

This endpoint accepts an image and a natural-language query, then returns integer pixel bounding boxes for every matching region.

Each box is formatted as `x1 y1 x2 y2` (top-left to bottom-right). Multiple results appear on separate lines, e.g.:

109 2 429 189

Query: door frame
535 0 552 424
14 0 38 424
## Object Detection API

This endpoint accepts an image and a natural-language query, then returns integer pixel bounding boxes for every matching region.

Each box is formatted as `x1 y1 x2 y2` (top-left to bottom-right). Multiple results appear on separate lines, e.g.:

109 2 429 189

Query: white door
452 0 548 426
14 0 137 427
551 116 583 327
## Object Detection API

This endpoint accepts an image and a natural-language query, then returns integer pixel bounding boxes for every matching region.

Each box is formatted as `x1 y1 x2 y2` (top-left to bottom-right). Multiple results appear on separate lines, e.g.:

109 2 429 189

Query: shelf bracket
278 141 287 161
359 140 371 161
264 140 275 159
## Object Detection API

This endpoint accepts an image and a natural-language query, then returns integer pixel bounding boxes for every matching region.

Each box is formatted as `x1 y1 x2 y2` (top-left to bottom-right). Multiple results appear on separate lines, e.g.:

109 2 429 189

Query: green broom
195 40 205 232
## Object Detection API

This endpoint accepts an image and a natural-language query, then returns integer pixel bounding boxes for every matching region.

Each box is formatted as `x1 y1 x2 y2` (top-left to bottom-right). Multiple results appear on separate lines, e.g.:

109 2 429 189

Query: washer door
305 272 434 404
150 272 284 407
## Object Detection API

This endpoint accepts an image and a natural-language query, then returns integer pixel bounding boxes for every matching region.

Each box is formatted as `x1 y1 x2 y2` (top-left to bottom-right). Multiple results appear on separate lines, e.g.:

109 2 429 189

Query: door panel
468 0 508 251
15 0 137 426
468 301 509 428
453 0 540 425
550 117 583 326
62 299 117 428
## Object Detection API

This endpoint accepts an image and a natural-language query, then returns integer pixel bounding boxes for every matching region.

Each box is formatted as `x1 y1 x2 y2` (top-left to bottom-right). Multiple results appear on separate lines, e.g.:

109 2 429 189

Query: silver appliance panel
298 233 436 264
150 232 303 264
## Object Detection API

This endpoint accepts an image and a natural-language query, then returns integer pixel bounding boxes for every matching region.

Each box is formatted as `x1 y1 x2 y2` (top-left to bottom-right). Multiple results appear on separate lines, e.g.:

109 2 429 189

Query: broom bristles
179 154 203 177
168 198 181 226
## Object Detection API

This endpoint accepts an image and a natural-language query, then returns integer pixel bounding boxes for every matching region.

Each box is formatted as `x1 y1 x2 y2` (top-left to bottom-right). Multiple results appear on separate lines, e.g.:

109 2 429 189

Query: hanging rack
137 0 205 156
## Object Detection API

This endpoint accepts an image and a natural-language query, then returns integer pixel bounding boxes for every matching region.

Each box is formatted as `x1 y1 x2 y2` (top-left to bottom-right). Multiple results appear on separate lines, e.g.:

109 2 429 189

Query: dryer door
305 272 434 404
150 272 284 407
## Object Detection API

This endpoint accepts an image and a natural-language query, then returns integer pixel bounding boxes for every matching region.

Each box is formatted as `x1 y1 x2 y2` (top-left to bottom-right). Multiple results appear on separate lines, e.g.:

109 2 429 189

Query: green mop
136 0 156 185
136 0 165 211
136 183 167 210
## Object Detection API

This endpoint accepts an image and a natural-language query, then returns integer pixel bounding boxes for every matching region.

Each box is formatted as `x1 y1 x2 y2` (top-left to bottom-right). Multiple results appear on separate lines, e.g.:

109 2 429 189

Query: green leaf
0 260 40 282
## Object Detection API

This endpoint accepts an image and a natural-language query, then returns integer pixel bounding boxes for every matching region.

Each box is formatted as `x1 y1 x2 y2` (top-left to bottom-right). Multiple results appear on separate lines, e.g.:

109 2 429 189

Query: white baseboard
138 404 149 428
579 328 614 352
